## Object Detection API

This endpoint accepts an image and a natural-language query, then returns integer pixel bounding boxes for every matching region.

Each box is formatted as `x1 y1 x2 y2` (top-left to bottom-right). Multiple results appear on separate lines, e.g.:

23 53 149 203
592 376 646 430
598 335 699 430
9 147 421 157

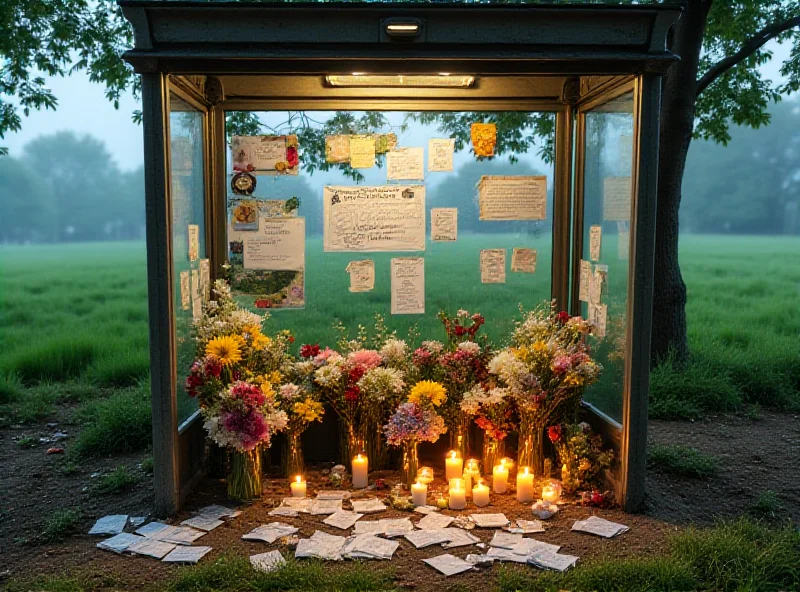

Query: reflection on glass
225 111 556 349
170 94 206 424
580 93 634 422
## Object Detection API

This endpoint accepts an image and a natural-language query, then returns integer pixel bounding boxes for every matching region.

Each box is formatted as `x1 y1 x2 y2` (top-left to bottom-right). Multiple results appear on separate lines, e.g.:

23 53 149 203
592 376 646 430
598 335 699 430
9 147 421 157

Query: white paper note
489 531 523 549
162 545 212 564
391 257 425 315
509 538 561 556
310 498 342 515
159 526 207 546
128 539 176 559
428 138 455 172
417 513 454 531
404 529 453 549
242 523 299 543
617 221 630 260
440 528 481 548
478 176 547 220
323 511 364 530
430 208 458 242
188 224 200 261
386 147 424 180
315 491 351 501
199 259 211 303
280 497 312 512
251 550 287 573
346 260 375 293
469 513 509 528
508 519 545 534
180 271 190 311
589 225 602 262
243 218 305 271
571 516 628 538
97 533 144 553
511 248 537 273
480 249 506 284
323 185 426 252
349 135 376 169
578 260 591 303
89 515 128 536
352 518 414 536
325 135 350 164
603 177 632 221
198 505 241 519
589 303 608 338
191 269 202 321
351 498 387 514
528 549 578 571
232 136 286 172
423 553 474 576
181 515 224 532
343 534 399 559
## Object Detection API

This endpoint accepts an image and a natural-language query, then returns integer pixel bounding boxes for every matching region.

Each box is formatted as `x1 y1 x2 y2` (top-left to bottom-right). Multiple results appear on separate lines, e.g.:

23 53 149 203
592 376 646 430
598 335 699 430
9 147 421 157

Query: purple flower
383 402 446 446
222 409 269 450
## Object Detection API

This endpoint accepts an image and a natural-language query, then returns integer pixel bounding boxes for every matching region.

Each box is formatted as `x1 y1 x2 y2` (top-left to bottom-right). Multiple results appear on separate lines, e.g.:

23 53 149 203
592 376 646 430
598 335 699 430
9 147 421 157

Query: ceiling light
325 74 476 88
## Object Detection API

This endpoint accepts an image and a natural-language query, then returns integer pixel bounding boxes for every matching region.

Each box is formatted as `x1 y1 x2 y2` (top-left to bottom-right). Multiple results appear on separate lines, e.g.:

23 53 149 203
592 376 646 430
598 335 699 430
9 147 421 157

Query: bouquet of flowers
460 383 516 472
548 422 614 493
274 365 325 476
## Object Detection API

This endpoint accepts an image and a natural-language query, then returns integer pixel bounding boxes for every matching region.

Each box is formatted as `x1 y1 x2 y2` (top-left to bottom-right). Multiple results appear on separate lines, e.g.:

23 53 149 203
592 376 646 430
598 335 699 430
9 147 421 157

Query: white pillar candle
290 475 307 498
542 485 560 503
352 454 369 489
473 479 490 507
445 451 463 482
448 478 466 510
516 467 534 503
411 480 428 507
492 460 509 494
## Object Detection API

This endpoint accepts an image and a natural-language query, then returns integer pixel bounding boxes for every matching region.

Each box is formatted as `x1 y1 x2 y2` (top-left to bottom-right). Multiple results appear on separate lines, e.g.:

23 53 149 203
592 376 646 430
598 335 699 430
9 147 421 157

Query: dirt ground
1 410 798 590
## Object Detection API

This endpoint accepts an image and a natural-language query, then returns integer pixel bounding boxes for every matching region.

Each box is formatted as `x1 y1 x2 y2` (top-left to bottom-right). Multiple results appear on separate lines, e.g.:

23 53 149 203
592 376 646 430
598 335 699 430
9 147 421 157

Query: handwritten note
428 138 455 172
188 224 199 261
589 265 606 305
346 260 375 293
191 270 202 321
579 260 591 303
243 218 305 271
511 248 537 273
480 249 506 283
323 185 426 252
603 177 632 221
180 271 190 311
231 136 286 172
391 258 425 315
478 176 547 220
589 303 608 338
589 225 602 261
387 147 424 181
618 221 630 260
349 135 376 169
325 135 350 163
199 258 210 302
431 208 458 242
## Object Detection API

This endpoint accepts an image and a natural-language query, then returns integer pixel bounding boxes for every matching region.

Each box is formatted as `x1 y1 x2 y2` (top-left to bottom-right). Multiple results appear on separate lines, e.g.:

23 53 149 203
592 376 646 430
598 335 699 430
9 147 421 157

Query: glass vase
282 430 304 478
341 421 365 465
517 415 545 475
227 445 262 502
481 433 505 474
365 409 390 470
401 441 420 490
448 410 471 459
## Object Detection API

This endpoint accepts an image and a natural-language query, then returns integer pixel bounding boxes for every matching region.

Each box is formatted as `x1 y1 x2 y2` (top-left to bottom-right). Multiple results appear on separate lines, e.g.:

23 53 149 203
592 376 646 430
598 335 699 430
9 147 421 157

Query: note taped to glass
428 138 455 172
511 248 537 273
431 208 458 242
391 258 425 314
386 147 424 181
478 176 547 220
243 218 305 271
471 123 496 157
603 177 632 221
480 249 506 284
349 135 376 169
346 260 375 293
589 225 602 262
578 260 591 303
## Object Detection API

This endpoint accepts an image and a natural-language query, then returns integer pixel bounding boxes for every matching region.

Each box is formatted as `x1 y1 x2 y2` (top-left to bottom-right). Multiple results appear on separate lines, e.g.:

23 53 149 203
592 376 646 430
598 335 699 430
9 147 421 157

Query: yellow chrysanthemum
251 333 272 350
408 380 447 407
260 380 276 400
293 398 324 423
205 335 242 367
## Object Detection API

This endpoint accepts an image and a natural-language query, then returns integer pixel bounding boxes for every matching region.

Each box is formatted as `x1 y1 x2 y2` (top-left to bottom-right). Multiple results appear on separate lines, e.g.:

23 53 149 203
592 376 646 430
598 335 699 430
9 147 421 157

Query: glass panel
225 111 555 348
580 92 634 422
169 93 207 424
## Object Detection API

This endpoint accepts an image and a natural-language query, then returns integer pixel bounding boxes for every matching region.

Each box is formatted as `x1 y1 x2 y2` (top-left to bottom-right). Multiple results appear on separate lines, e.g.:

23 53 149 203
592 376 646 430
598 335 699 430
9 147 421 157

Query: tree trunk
651 0 711 366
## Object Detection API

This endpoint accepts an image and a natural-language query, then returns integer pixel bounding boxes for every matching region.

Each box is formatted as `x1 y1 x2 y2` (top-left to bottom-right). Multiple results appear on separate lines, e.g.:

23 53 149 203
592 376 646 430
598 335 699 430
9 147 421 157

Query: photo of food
232 201 258 231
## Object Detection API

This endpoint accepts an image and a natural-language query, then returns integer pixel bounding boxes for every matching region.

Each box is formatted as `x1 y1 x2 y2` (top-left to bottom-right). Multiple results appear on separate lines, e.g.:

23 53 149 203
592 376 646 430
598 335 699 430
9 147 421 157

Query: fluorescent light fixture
386 23 419 34
325 74 476 88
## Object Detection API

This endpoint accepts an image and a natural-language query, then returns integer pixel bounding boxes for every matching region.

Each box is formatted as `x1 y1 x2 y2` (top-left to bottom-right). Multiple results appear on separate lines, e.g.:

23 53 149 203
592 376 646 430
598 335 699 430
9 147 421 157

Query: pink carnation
347 349 382 371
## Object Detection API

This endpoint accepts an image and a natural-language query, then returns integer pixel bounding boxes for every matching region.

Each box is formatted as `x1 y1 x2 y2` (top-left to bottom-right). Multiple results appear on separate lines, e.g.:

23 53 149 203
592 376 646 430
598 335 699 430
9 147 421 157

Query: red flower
348 366 365 385
455 325 466 337
345 386 360 402
300 344 321 358
286 146 299 168
471 314 485 326
548 424 563 443
557 311 571 324
288 335 295 343
204 358 222 378
254 299 271 309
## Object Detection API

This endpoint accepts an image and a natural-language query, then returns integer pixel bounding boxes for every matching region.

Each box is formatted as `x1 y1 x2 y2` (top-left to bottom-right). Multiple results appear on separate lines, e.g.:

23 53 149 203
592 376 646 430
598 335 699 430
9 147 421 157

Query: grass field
1 234 798 433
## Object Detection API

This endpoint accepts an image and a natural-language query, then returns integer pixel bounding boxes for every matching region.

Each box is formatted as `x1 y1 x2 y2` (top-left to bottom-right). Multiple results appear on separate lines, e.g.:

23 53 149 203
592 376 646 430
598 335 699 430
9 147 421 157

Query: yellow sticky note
349 135 376 169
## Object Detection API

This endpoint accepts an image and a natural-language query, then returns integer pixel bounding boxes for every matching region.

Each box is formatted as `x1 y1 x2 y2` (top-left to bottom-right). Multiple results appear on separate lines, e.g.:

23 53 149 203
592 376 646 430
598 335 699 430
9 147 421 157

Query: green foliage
649 355 741 419
750 490 784 519
16 435 38 449
141 456 154 473
41 508 81 543
3 575 88 592
647 444 720 479
72 386 151 457
95 465 139 493
0 372 23 404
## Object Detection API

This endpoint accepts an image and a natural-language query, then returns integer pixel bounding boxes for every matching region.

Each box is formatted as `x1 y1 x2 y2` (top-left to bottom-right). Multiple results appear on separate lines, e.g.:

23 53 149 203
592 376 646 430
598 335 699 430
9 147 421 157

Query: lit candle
290 475 307 498
351 454 369 489
448 478 466 510
465 458 480 476
516 466 534 503
416 466 434 485
542 484 560 503
500 457 514 471
411 480 428 507
472 478 490 507
561 463 569 483
445 451 463 482
492 459 509 494
436 495 449 510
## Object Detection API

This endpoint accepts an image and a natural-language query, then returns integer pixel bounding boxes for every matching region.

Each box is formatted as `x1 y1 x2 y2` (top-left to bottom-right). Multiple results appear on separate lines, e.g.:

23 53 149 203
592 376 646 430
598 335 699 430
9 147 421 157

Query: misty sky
2 41 793 172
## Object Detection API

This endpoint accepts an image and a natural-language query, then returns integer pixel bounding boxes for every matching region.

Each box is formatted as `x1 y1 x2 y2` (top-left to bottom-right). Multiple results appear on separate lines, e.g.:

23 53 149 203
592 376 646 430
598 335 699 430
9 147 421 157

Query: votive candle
352 453 369 489
445 451 463 482
448 478 466 510
416 466 434 485
411 480 428 507
492 459 509 494
290 475 307 498
436 495 449 510
542 484 560 503
473 479 490 507
516 467 534 503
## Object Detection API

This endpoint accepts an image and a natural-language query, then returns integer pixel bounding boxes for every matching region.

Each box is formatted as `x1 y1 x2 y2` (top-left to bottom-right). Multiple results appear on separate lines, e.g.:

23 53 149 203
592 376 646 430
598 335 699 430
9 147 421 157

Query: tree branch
696 14 800 97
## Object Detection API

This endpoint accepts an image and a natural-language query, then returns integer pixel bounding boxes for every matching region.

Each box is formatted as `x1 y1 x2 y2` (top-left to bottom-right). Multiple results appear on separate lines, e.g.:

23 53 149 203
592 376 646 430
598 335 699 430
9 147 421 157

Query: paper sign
391 257 425 315
478 176 547 220
511 248 537 273
603 177 632 221
349 135 376 169
180 271 190 310
471 123 497 157
243 218 305 271
578 260 591 303
188 224 199 261
617 221 630 260
346 260 375 293
428 138 455 171
199 259 210 302
231 135 298 175
589 303 608 338
590 264 607 305
191 270 202 321
480 249 506 284
323 185 426 252
387 147 424 180
325 135 350 163
589 225 602 261
431 208 458 242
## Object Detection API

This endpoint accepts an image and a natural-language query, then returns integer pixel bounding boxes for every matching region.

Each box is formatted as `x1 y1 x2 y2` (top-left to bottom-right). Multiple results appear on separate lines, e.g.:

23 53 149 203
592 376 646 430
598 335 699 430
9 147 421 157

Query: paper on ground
414 505 440 515
136 522 172 538
181 515 224 532
417 512 454 531
440 528 481 548
343 534 399 559
295 531 347 561
423 553 474 576
97 533 145 554
251 550 287 573
528 549 579 571
469 513 509 528
89 514 128 536
310 498 342 515
198 504 241 519
571 516 629 538
242 523 299 543
323 510 363 530
489 531 523 549
269 507 299 518
403 529 453 549
508 519 545 534
352 518 414 536
350 498 387 514
128 538 176 559
159 526 207 545
162 546 213 564
316 490 351 500
509 538 561 556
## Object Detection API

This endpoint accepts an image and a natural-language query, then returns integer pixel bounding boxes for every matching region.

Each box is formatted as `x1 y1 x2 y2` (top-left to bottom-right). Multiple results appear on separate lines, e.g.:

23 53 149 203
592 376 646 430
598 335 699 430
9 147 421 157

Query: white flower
457 309 469 318
314 364 343 388
457 341 481 355
460 384 486 415
421 340 444 354
380 338 408 363
280 383 301 400
488 350 515 375
293 361 316 376
357 367 406 402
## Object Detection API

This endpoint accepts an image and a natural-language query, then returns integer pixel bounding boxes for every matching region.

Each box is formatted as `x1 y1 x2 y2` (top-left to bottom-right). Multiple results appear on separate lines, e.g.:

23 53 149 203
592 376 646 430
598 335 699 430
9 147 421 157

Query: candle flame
500 458 506 467
523 467 529 476
357 454 362 461
449 451 457 460
295 475 302 483
562 463 567 470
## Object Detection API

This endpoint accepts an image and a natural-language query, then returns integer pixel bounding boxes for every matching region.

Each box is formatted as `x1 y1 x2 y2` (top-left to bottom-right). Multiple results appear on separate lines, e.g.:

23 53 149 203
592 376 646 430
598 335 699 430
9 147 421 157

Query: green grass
95 465 139 493
40 508 82 543
16 435 38 448
750 490 784 520
647 444 721 479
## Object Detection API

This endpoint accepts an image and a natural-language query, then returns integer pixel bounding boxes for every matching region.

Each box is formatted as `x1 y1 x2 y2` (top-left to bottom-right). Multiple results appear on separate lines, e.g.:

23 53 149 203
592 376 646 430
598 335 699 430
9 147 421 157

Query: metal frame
122 1 680 515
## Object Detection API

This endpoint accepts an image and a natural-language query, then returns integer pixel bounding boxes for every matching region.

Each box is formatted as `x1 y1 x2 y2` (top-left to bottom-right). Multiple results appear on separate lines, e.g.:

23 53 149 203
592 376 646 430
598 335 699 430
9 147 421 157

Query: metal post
552 107 574 311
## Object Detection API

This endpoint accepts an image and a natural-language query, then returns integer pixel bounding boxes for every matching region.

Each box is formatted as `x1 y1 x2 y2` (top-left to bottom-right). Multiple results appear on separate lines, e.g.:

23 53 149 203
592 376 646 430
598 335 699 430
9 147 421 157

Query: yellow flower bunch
241 324 272 350
292 398 324 423
514 341 551 366
408 380 447 408
205 335 243 366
